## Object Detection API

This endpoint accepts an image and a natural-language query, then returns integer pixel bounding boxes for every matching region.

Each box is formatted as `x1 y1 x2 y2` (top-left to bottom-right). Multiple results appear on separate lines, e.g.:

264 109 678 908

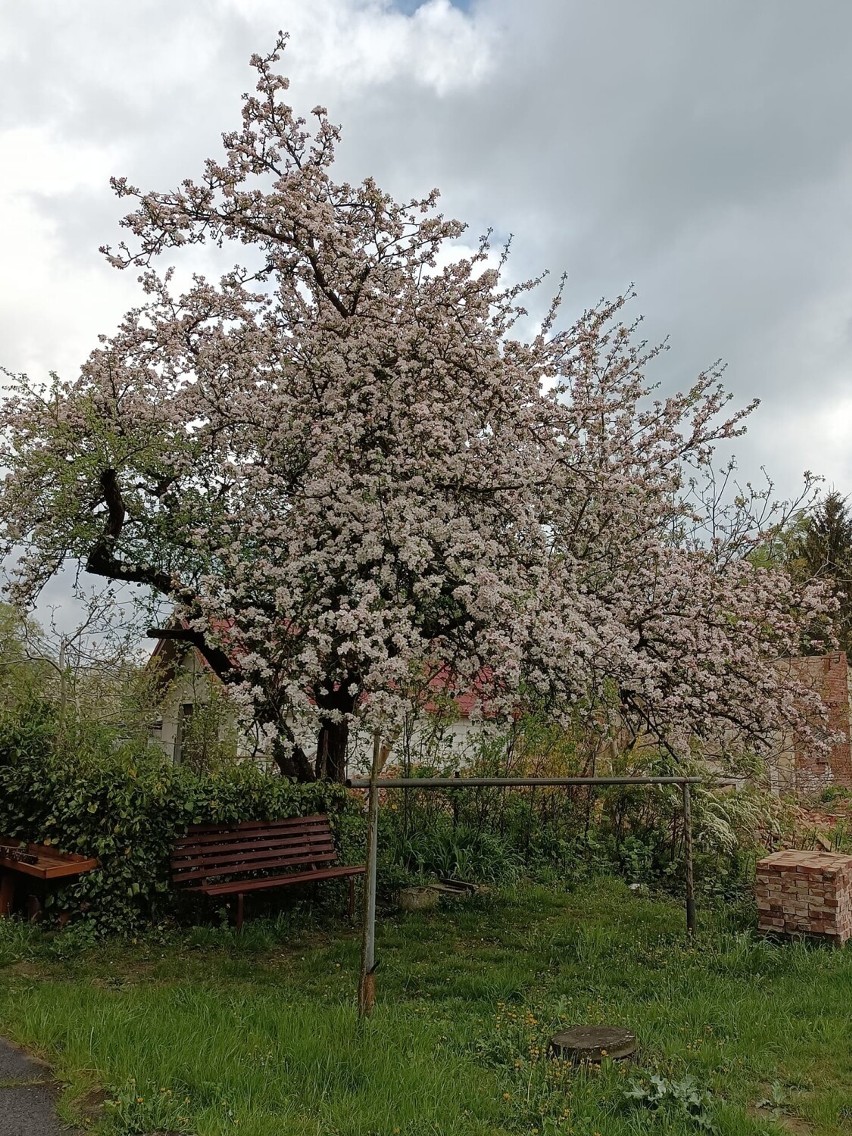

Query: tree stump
548 1025 636 1063
397 886 439 912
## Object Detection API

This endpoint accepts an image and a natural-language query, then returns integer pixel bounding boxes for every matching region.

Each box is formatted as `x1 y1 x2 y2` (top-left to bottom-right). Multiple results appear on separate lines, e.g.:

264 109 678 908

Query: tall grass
5 986 504 1135
3 879 852 1134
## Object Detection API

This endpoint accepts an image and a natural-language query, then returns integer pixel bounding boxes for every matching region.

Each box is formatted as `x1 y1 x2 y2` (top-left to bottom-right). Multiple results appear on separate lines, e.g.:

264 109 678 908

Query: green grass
1 879 851 1134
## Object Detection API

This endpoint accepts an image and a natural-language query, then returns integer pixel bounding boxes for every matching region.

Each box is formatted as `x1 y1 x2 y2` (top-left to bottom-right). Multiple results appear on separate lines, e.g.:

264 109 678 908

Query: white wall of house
347 715 483 775
151 649 244 764
150 648 483 772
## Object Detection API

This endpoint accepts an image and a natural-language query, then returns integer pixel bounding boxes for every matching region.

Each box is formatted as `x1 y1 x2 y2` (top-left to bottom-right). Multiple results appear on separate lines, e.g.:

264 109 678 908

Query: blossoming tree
0 36 834 780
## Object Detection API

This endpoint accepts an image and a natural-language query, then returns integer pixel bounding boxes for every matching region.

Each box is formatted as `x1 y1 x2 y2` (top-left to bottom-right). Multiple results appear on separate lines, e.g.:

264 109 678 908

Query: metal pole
358 729 382 1018
58 638 67 733
346 775 708 789
345 771 714 944
682 781 696 936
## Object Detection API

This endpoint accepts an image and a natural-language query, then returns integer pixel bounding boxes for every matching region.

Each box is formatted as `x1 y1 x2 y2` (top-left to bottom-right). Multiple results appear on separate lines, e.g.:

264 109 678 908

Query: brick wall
776 652 852 794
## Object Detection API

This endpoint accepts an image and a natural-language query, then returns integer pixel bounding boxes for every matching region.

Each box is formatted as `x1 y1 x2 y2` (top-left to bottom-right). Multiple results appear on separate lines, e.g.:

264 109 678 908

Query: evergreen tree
792 491 852 654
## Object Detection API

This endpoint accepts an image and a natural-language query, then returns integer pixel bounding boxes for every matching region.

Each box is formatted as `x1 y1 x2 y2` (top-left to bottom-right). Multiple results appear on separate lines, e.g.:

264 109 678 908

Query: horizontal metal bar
345 775 720 789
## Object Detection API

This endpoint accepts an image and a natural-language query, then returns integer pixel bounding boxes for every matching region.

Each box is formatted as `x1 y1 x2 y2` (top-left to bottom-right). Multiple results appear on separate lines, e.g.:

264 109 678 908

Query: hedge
0 709 363 934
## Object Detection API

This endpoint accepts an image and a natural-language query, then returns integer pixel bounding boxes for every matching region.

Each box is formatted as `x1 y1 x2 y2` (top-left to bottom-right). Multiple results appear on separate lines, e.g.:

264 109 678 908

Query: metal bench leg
347 876 356 922
235 894 245 931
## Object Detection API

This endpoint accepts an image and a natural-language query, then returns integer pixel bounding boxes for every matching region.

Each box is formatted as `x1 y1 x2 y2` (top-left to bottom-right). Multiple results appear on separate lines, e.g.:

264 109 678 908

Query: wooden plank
12 859 98 880
200 864 365 896
174 861 337 884
0 856 99 880
0 838 98 880
184 815 328 833
173 845 332 865
171 838 335 866
175 828 335 848
172 834 336 860
172 851 338 882
173 830 333 853
172 850 336 873
173 858 337 882
172 846 336 869
178 816 330 842
0 873 14 916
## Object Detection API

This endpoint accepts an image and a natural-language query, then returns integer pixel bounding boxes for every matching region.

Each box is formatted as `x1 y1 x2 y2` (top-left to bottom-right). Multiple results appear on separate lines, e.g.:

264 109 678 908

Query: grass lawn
0 878 850 1135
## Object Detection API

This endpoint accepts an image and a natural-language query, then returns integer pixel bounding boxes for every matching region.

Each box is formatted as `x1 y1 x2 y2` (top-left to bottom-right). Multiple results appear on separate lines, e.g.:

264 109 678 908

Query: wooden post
682 780 696 936
358 729 382 1017
0 873 14 917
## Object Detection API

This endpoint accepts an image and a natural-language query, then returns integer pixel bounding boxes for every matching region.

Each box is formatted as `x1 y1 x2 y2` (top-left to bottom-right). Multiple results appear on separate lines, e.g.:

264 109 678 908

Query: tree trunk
315 718 349 782
271 734 316 782
314 682 357 782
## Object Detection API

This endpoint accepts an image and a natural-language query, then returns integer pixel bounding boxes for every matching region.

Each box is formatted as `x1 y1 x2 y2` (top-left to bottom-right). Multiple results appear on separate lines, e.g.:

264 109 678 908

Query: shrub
385 817 522 885
820 784 852 805
0 708 361 934
376 728 777 898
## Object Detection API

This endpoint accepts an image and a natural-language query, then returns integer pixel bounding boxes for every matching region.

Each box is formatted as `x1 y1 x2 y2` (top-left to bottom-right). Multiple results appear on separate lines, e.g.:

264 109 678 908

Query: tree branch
85 469 174 593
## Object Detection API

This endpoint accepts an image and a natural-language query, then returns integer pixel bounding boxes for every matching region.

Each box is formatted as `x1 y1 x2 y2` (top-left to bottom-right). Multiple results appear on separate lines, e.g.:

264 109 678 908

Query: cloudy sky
1 0 851 538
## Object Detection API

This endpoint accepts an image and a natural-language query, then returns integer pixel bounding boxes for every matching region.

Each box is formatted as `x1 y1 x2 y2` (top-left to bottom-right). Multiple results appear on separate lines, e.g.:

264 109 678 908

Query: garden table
0 838 98 920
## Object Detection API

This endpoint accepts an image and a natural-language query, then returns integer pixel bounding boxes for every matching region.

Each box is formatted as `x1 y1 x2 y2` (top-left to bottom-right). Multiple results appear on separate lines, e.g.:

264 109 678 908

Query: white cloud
0 126 117 195
218 0 493 95
1 0 852 628
0 126 135 379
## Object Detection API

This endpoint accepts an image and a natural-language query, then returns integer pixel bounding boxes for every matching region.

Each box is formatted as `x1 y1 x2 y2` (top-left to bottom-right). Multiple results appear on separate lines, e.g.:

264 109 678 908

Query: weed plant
379 774 766 908
375 709 778 907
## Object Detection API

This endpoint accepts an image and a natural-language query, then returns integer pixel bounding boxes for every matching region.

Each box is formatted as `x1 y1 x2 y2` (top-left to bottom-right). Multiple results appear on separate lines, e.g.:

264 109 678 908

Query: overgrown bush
0 703 362 934
384 817 522 885
376 716 776 898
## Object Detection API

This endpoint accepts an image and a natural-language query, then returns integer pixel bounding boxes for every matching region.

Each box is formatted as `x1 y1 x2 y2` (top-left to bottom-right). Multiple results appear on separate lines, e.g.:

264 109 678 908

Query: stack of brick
756 850 852 943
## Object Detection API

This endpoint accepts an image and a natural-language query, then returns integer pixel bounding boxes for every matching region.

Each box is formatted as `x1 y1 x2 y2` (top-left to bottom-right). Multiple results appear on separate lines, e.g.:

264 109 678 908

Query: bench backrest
171 814 339 888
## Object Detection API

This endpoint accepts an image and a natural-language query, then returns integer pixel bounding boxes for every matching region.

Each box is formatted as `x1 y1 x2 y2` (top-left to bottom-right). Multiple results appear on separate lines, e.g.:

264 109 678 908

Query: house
146 634 243 766
145 634 482 773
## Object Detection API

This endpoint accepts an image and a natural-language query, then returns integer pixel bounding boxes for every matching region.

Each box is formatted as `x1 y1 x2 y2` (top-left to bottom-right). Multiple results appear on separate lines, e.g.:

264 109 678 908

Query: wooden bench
170 814 365 929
